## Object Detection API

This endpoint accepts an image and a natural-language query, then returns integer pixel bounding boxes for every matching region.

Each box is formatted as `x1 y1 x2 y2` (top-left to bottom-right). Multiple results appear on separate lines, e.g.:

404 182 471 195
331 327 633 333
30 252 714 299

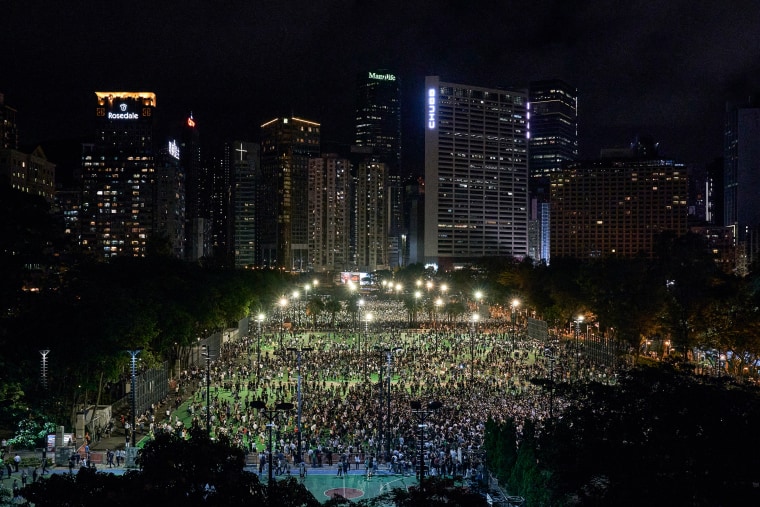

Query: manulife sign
368 72 396 81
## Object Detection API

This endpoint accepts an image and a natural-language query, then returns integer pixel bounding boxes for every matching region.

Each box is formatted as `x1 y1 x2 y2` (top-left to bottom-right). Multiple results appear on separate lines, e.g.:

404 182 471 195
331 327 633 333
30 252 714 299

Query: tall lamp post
410 400 443 486
574 315 584 381
363 312 373 381
278 297 287 350
291 290 299 329
287 346 312 466
510 299 520 351
470 314 479 383
126 349 141 448
201 345 216 437
256 313 265 386
377 347 402 460
250 401 294 482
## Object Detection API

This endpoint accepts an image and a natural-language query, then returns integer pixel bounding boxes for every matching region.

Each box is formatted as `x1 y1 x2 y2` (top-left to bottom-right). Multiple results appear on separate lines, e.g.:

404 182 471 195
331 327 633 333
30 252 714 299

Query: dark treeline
485 366 760 506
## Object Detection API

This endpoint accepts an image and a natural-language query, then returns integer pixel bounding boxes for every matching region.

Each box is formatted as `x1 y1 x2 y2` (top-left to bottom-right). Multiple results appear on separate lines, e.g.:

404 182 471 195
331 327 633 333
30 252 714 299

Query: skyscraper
355 70 403 267
424 77 529 268
550 152 688 259
0 93 18 150
231 140 260 268
258 116 320 270
724 96 760 265
308 153 351 272
528 80 578 181
356 158 388 271
82 92 157 259
154 139 185 258
181 113 210 261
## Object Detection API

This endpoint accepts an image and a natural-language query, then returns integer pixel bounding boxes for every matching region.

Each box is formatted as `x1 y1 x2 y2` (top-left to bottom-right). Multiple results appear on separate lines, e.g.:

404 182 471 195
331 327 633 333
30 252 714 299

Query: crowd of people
133 297 618 479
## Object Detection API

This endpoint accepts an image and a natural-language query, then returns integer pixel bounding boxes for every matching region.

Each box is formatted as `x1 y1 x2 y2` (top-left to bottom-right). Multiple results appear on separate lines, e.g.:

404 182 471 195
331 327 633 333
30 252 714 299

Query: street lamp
363 312 373 381
278 297 287 350
287 346 312 466
377 346 402 460
250 400 294 482
470 314 479 383
291 290 299 329
256 313 265 385
435 297 443 330
126 349 141 448
574 315 584 380
511 299 520 351
201 345 216 437
410 400 443 486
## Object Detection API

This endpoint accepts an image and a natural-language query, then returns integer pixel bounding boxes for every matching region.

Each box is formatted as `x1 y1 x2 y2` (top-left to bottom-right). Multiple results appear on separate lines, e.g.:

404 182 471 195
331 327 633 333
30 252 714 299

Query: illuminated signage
108 103 138 119
427 88 436 129
369 72 396 81
168 140 180 160
187 116 195 127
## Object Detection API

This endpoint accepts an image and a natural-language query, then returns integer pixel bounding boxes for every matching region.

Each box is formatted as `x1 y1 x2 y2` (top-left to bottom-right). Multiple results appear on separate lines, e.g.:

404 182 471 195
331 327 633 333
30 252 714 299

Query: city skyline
3 0 760 169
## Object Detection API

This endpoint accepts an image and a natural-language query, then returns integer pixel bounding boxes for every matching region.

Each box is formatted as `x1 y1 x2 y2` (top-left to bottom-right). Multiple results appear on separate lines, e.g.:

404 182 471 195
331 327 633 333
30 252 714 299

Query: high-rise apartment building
356 159 388 271
724 97 760 264
0 145 56 203
154 139 185 258
258 116 320 270
424 77 529 268
231 140 260 269
308 153 351 272
550 154 688 259
82 92 157 259
355 70 404 268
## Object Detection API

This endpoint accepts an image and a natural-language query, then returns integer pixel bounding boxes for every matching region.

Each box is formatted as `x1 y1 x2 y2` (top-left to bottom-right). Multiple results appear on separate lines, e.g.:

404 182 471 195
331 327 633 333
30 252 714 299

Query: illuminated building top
95 91 156 106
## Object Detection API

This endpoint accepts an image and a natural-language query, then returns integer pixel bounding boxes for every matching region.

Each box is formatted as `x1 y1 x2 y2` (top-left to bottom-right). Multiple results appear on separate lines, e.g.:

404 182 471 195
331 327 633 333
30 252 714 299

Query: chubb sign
427 88 436 129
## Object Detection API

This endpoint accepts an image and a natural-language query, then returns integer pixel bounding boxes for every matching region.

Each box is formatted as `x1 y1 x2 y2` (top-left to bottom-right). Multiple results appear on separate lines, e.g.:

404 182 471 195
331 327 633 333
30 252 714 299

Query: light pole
363 312 373 381
470 313 479 383
256 313 265 386
250 401 294 482
574 315 584 381
126 349 141 448
287 346 312 466
377 346 402 460
410 400 443 486
278 297 287 350
291 290 299 329
511 299 520 351
201 345 215 437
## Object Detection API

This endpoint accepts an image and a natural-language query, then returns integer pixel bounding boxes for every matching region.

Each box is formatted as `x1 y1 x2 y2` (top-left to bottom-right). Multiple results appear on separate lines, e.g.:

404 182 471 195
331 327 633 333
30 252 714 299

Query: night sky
4 0 760 169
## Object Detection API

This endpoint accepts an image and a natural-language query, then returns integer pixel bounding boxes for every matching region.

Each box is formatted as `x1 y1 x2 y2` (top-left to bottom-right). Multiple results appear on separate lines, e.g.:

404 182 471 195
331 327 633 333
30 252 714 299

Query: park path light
250 400 294 482
470 313 479 382
126 349 142 448
287 346 313 466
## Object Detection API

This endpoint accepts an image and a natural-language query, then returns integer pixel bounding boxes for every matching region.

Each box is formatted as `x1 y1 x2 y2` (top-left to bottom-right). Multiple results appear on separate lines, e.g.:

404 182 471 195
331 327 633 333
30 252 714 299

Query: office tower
355 70 404 268
231 140 260 268
528 80 578 181
153 139 186 258
181 113 210 261
527 80 578 265
308 153 351 272
258 116 320 270
356 159 388 271
550 151 688 259
210 147 232 264
424 77 529 268
82 92 156 259
724 97 760 264
0 93 18 150
0 145 55 203
403 176 425 265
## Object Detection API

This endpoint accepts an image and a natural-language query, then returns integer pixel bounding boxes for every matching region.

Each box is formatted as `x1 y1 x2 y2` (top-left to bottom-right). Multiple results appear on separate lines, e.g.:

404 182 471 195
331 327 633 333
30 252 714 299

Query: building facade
355 70 404 268
528 80 578 181
550 156 688 259
231 140 260 268
82 92 157 259
424 77 529 268
308 153 351 272
0 145 56 203
258 117 320 270
356 159 388 271
724 97 760 265
0 93 18 150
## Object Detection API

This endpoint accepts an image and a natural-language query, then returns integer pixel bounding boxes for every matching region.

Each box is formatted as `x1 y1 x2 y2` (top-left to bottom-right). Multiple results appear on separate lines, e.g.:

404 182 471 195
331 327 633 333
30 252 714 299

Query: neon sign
427 88 436 129
369 72 396 81
168 140 180 160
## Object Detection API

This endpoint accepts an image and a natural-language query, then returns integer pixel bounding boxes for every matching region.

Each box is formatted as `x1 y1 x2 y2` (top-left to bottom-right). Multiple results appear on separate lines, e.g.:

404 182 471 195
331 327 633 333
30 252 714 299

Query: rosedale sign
108 103 138 120
368 72 396 81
